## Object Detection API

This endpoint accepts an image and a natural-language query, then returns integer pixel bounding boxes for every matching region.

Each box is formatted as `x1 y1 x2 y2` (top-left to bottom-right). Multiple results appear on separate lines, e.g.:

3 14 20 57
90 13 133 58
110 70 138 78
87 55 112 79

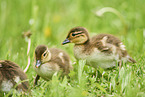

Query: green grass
0 0 145 96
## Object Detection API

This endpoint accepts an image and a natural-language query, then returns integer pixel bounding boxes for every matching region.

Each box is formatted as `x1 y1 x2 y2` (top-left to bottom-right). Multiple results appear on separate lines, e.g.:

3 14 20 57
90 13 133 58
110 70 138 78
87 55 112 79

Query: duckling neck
74 39 91 60
75 38 90 46
84 39 90 45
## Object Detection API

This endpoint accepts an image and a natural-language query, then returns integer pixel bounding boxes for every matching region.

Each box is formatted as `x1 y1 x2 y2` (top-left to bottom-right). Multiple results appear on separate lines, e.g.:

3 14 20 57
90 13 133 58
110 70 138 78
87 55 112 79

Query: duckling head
35 45 51 68
62 27 90 45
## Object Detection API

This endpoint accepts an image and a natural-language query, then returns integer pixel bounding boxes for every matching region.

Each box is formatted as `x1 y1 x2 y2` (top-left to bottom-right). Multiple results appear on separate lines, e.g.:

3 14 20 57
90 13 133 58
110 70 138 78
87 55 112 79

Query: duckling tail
127 56 136 63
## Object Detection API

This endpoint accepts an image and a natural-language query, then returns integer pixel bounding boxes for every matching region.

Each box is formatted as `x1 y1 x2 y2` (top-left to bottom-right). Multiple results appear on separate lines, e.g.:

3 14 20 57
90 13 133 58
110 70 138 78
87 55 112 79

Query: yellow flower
44 27 51 37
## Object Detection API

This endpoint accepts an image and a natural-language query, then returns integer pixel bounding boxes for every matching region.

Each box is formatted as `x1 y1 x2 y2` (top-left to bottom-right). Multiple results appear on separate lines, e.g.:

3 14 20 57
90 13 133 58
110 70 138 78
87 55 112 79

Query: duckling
0 60 29 96
33 45 72 85
62 27 136 69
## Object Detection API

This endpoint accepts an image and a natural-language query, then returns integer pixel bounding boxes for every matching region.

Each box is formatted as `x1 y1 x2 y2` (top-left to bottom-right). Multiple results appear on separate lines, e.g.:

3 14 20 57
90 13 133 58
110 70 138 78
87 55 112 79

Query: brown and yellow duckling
0 60 29 96
62 27 136 69
33 45 72 85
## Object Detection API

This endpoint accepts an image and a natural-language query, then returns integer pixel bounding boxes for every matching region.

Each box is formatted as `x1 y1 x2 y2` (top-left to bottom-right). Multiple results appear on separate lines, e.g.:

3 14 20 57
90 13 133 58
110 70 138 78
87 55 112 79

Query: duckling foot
34 75 40 86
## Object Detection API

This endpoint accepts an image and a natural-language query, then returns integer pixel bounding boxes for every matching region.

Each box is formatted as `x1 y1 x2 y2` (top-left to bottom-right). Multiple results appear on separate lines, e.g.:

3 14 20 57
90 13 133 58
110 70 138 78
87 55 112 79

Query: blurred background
0 0 144 96
0 0 144 79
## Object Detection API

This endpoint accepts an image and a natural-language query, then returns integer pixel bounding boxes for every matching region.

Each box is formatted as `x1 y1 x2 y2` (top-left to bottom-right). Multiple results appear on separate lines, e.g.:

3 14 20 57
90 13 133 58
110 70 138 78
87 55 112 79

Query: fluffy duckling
0 60 29 96
33 45 72 85
62 27 136 69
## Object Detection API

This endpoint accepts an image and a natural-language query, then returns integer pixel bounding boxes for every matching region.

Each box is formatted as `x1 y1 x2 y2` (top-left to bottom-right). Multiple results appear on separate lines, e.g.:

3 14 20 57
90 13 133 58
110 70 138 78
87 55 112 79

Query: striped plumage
62 27 136 69
33 45 72 85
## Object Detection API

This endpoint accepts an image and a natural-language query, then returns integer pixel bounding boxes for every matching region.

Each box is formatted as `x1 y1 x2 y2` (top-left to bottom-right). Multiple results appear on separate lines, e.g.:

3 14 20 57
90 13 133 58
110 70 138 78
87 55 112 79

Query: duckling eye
43 53 47 57
72 33 76 36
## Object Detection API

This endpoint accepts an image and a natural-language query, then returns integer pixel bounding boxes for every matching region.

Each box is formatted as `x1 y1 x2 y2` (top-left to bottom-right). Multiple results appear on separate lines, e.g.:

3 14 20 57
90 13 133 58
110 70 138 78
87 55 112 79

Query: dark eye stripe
72 32 83 36
43 51 48 57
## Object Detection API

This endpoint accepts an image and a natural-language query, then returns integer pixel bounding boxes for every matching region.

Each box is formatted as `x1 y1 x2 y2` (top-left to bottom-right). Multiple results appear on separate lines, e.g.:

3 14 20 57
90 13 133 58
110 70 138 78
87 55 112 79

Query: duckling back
0 60 29 95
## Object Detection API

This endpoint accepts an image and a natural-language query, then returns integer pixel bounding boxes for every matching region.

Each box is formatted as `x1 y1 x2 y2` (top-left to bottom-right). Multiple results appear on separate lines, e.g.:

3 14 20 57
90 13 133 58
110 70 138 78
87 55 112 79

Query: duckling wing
49 48 71 74
91 34 118 54
92 34 136 63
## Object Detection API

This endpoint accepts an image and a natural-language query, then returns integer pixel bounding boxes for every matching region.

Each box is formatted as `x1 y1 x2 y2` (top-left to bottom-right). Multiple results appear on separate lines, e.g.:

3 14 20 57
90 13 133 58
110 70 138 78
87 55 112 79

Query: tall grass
0 0 145 96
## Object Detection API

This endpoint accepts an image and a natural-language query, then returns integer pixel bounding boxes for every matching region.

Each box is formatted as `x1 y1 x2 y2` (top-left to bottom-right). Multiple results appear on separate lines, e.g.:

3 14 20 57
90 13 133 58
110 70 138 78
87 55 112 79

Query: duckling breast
34 62 60 81
73 45 89 60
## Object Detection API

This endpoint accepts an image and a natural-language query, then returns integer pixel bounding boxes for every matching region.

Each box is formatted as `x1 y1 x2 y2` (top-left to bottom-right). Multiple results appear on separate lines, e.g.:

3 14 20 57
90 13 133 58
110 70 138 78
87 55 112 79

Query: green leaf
78 60 86 84
96 82 107 94
135 29 144 52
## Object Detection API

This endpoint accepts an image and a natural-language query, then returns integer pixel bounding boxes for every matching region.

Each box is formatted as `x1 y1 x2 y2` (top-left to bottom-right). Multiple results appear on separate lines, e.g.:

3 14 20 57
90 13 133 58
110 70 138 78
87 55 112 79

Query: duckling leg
34 75 40 86
118 61 122 69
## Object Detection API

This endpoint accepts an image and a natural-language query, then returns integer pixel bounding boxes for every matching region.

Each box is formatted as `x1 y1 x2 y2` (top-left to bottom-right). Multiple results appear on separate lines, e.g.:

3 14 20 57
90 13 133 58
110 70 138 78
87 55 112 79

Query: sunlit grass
0 0 145 96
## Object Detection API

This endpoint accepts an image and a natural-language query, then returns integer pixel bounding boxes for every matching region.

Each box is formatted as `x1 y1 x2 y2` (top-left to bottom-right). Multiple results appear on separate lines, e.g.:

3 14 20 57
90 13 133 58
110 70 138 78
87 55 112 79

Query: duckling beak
35 60 41 68
62 38 70 45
